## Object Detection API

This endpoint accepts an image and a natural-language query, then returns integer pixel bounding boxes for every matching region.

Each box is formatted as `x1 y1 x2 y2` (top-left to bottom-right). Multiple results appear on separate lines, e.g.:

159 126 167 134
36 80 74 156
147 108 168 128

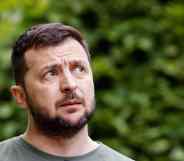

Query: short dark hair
11 23 90 85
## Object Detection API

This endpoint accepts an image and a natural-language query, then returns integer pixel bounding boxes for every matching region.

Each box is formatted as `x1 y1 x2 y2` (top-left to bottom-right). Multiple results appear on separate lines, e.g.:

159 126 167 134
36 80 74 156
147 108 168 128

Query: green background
0 0 184 161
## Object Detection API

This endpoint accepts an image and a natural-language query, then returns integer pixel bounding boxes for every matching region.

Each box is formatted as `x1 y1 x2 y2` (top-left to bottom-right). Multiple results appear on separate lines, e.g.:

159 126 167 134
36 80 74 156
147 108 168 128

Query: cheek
81 79 95 107
25 81 59 113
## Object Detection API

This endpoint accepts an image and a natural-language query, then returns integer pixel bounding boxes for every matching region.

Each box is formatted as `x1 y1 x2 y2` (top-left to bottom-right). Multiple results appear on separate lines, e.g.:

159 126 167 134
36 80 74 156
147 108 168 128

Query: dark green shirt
0 136 134 161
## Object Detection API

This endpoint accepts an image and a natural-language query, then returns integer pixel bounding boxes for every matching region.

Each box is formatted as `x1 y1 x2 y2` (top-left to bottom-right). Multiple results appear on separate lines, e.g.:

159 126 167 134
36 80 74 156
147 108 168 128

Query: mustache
55 92 84 107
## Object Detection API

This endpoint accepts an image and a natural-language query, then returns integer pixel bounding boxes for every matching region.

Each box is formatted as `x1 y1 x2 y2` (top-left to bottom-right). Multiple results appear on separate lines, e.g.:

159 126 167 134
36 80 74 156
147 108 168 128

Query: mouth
58 100 82 113
61 100 82 106
58 99 82 109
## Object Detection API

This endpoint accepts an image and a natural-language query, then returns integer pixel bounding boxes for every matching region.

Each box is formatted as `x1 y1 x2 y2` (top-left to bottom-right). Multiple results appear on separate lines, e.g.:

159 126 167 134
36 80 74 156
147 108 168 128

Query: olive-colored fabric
0 136 134 161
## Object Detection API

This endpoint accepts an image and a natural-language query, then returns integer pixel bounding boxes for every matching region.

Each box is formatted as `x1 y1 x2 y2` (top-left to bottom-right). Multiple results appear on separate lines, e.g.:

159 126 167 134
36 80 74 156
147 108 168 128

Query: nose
59 70 77 93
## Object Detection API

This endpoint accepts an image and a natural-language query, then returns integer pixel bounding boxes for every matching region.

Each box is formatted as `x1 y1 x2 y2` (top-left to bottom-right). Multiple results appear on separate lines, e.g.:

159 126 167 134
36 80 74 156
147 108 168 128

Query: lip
60 100 82 107
61 102 82 114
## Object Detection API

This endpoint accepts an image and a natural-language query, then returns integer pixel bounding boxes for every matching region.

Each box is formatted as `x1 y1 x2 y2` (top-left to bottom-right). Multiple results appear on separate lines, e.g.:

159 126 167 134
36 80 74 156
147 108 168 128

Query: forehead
25 38 89 69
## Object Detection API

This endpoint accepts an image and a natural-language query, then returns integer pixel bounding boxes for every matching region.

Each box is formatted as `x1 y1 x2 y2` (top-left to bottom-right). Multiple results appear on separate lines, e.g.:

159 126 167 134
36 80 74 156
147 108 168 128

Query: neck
23 121 98 157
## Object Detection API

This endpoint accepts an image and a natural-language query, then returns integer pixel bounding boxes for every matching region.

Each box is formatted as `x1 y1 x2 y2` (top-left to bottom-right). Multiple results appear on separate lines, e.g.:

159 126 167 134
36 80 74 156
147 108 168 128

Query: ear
10 85 28 109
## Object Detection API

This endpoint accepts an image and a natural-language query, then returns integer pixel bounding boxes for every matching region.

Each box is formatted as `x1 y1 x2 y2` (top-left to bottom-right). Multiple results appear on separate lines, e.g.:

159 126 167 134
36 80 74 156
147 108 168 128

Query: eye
44 69 58 79
72 64 87 74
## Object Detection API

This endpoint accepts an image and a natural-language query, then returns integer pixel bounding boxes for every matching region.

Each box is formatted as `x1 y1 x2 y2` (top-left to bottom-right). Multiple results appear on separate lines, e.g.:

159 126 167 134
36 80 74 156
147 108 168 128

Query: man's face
22 38 95 137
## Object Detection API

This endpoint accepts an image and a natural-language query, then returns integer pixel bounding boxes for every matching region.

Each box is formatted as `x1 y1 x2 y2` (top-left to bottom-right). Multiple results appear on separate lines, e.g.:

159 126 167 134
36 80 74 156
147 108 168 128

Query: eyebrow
40 63 59 73
69 59 87 65
40 60 88 72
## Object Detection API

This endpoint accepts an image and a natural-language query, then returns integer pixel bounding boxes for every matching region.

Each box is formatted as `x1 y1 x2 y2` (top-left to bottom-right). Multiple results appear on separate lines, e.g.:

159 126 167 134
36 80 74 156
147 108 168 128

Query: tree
0 0 184 160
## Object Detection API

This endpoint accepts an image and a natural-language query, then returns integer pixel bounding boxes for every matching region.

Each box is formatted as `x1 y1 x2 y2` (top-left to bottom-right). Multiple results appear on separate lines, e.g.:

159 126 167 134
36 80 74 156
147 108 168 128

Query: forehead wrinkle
40 57 87 71
54 52 89 64
55 52 76 58
24 39 89 70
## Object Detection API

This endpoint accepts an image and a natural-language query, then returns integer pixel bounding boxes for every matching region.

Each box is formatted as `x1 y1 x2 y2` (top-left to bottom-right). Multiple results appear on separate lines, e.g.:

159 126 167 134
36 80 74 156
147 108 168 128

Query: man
0 23 134 161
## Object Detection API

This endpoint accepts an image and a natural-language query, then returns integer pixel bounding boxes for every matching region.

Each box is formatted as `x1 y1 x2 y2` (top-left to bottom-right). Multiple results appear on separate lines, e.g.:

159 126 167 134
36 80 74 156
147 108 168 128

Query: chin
62 111 86 125
30 101 95 137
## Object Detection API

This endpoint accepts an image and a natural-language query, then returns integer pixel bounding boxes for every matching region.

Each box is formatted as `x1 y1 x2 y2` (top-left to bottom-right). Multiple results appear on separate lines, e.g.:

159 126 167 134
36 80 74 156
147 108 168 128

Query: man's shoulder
0 136 20 161
0 136 18 148
97 143 135 161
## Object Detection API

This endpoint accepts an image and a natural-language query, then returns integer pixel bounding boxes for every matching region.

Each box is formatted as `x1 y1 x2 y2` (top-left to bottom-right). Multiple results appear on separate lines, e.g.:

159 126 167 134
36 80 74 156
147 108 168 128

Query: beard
25 91 95 138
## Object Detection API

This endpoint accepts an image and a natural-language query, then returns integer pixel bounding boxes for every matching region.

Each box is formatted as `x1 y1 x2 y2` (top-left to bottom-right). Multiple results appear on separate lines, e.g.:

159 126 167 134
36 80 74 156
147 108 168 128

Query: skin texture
11 38 98 156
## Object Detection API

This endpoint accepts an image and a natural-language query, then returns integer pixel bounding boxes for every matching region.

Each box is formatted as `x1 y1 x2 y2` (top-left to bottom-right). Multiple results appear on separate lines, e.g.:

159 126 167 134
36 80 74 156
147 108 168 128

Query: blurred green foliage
0 0 184 161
